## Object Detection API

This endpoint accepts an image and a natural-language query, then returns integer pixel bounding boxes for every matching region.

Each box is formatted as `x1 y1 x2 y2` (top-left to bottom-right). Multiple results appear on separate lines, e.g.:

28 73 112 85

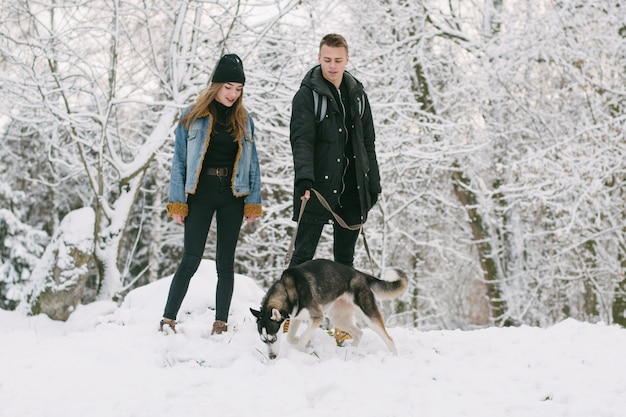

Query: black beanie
211 54 245 84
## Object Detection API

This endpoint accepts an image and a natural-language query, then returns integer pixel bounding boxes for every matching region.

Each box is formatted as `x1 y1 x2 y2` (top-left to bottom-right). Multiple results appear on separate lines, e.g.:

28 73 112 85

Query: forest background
0 0 624 330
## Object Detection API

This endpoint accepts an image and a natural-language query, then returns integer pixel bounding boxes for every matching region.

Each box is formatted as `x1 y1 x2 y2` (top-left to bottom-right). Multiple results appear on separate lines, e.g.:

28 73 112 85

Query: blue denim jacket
166 105 263 218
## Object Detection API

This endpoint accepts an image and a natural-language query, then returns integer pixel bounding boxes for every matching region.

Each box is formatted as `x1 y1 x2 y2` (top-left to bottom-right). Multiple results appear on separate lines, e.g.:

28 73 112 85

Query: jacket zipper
337 88 350 208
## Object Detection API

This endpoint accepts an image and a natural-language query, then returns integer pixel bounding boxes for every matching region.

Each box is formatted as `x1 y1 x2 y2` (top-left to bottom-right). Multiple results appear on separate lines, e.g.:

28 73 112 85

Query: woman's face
215 82 243 107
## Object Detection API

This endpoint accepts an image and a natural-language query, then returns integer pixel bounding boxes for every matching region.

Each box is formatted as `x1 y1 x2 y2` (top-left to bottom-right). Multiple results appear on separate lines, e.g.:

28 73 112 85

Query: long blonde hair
180 83 247 141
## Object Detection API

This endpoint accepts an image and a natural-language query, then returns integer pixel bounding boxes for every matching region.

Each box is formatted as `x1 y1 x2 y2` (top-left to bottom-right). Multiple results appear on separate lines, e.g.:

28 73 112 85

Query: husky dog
250 259 408 359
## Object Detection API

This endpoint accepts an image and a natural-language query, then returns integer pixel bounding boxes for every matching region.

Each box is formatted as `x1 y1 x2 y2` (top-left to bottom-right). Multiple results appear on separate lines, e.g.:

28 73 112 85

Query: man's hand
301 189 310 201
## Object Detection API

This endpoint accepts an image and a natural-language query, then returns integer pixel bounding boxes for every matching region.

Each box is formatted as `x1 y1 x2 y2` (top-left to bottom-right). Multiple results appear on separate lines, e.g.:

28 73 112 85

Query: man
289 33 381 343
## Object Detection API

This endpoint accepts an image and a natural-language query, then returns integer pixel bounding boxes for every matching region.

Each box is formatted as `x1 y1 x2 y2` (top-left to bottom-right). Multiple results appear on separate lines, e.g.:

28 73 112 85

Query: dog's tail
367 269 408 300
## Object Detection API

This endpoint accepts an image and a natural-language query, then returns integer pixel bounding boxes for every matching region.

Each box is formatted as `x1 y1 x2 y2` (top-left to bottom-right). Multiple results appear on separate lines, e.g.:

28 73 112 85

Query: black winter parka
290 65 381 224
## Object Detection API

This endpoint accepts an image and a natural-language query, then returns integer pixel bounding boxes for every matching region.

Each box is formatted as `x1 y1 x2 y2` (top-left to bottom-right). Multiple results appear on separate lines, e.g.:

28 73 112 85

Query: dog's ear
270 308 282 321
250 308 261 319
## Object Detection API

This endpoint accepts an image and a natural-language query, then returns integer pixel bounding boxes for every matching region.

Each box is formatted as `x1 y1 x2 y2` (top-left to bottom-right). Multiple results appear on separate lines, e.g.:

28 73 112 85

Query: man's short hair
319 33 349 55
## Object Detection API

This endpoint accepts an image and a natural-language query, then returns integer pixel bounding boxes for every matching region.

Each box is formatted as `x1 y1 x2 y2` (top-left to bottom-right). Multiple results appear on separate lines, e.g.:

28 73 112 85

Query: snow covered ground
1 260 625 417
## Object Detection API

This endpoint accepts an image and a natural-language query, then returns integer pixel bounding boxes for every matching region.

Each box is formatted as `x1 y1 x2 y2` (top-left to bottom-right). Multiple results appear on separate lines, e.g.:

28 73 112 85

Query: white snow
1 259 624 417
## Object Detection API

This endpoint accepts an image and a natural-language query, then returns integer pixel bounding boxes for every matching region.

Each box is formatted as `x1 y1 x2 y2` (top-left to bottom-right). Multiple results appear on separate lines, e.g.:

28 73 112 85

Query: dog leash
284 197 307 266
284 188 376 274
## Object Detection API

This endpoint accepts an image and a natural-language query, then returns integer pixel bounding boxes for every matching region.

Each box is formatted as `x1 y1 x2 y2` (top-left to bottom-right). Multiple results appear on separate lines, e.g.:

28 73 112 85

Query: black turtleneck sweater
202 100 239 171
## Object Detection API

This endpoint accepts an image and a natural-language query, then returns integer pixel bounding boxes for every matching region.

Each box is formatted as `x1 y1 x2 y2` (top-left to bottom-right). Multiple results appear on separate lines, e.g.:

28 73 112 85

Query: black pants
288 206 361 268
163 175 244 322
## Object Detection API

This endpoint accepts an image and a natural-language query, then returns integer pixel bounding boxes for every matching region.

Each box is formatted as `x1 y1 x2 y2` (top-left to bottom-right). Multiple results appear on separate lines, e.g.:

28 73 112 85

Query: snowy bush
0 186 48 310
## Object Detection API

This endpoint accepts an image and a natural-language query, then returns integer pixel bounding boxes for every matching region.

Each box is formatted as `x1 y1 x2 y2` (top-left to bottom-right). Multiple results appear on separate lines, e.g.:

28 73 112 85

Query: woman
160 54 263 335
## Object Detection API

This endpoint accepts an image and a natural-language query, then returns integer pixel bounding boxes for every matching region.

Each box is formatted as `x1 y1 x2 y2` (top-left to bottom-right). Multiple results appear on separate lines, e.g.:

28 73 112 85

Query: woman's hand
245 216 257 223
172 214 185 225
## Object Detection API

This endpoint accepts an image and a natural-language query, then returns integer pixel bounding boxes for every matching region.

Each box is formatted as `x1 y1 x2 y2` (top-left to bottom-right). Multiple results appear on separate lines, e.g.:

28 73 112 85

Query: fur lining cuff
244 204 263 218
166 202 189 217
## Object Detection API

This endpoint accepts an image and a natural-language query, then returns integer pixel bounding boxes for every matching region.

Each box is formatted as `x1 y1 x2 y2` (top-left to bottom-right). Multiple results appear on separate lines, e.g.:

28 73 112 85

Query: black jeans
288 206 361 268
163 175 244 322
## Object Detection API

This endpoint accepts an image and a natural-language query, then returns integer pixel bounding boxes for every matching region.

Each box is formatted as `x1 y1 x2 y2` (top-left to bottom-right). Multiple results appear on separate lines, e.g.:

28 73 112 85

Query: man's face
318 45 349 88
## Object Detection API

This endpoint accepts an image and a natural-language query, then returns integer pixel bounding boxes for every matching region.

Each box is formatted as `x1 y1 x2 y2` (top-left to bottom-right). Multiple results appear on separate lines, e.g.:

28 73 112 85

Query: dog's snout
260 326 278 344
261 333 278 344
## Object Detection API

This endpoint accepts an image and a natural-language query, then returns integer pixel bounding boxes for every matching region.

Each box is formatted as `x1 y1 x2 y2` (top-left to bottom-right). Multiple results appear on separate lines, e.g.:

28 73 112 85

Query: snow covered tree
0 185 48 309
315 0 625 329
0 0 623 330
0 0 301 306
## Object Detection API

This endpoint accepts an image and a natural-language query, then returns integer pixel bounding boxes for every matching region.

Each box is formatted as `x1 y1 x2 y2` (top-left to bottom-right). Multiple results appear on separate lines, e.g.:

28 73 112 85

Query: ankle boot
159 318 177 333
211 320 228 335
334 328 352 345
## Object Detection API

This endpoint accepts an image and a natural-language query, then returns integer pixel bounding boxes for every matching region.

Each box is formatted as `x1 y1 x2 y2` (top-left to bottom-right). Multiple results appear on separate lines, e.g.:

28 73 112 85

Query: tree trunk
451 167 504 325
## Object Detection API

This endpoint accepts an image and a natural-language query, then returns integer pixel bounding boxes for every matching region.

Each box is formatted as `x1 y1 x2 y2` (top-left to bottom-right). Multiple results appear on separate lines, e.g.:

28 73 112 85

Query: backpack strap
313 89 365 121
357 93 366 118
312 89 327 122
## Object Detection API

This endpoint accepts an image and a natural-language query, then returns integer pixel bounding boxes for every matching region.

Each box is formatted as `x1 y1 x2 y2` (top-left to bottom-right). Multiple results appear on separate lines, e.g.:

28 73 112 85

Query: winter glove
296 179 313 197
